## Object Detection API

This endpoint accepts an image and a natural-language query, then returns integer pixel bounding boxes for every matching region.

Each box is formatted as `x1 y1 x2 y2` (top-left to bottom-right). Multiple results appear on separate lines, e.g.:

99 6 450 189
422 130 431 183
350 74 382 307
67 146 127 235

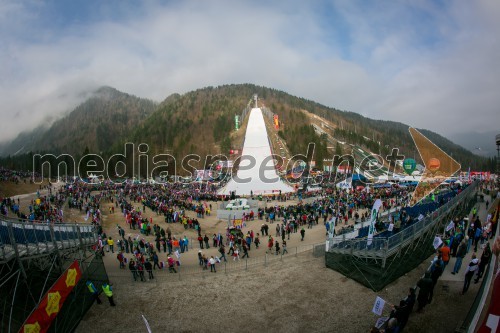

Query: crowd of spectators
0 167 42 183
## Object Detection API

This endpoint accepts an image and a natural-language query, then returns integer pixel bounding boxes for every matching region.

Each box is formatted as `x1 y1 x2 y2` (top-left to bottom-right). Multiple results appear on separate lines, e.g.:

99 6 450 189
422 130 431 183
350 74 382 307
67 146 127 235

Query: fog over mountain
1 1 499 143
447 130 498 157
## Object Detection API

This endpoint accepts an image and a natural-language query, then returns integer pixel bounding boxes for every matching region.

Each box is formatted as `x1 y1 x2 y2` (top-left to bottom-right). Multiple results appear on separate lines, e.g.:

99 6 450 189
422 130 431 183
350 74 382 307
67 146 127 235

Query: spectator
129 259 138 281
203 234 210 249
474 243 491 283
416 272 433 312
209 256 217 272
144 259 154 279
439 241 451 270
167 255 177 273
108 237 114 253
451 240 467 274
462 254 479 294
429 260 443 303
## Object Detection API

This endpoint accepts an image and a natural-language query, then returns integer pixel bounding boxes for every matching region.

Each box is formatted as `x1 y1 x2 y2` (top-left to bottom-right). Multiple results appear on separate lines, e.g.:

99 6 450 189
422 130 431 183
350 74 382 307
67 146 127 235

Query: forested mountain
0 87 157 157
0 84 493 174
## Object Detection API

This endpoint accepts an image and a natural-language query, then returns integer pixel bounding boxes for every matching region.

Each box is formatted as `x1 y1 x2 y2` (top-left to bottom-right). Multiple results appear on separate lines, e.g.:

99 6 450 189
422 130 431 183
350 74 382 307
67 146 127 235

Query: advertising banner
367 199 382 246
20 260 82 333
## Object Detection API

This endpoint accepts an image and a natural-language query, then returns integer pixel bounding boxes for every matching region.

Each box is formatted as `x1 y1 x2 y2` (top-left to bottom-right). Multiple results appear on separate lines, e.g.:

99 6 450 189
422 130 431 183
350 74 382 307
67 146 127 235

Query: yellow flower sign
66 268 77 287
23 321 41 333
20 260 82 333
45 291 61 316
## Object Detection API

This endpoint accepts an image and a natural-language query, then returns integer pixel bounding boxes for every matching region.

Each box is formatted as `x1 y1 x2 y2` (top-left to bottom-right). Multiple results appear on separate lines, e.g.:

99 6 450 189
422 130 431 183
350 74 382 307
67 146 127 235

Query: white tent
218 108 295 196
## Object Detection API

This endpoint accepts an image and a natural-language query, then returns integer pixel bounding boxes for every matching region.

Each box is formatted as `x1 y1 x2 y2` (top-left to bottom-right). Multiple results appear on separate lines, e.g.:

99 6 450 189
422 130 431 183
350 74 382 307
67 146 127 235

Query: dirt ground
0 179 52 198
2 183 483 333
76 250 480 333
81 196 481 333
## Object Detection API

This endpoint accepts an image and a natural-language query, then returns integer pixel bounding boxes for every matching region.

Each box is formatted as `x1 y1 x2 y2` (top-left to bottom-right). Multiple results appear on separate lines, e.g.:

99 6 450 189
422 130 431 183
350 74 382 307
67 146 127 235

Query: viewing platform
0 218 97 264
325 181 479 291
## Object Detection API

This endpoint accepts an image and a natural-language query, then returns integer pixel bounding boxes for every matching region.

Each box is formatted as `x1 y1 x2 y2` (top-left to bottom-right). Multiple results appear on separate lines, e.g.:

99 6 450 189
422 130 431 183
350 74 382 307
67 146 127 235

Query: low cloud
0 0 499 143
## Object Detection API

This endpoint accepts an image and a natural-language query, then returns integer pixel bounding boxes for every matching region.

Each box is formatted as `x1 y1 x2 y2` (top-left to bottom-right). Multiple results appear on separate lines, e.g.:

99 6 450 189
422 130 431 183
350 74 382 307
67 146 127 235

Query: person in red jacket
167 255 177 273
266 236 274 254
439 241 451 270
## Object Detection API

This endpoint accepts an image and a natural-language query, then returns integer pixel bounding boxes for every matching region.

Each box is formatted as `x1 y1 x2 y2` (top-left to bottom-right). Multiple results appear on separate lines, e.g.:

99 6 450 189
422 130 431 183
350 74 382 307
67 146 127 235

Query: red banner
20 260 82 333
477 269 500 333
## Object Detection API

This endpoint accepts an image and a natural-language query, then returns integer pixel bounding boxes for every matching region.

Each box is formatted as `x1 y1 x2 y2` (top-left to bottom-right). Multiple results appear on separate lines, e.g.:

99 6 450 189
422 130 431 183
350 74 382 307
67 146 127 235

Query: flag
375 317 389 329
372 296 386 316
446 220 455 232
20 260 82 333
328 217 336 239
367 199 382 246
433 236 443 250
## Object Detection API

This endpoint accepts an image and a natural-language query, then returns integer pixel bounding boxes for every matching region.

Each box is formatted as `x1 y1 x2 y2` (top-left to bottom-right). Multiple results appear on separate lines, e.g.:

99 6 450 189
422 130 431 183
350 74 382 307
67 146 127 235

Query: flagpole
142 315 152 333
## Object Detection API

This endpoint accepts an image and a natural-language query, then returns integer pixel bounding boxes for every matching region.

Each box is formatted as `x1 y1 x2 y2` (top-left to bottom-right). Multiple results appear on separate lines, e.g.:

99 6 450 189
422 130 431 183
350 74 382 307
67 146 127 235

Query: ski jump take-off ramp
218 108 295 196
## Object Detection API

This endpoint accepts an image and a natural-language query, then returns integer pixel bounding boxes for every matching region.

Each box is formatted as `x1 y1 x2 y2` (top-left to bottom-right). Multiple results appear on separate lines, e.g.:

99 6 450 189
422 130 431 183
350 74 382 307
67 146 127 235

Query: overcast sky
1 0 499 144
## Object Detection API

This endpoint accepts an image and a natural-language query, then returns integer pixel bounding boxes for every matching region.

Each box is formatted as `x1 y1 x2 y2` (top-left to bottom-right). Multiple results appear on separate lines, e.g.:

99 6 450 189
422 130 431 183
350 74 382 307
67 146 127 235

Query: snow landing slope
218 108 294 196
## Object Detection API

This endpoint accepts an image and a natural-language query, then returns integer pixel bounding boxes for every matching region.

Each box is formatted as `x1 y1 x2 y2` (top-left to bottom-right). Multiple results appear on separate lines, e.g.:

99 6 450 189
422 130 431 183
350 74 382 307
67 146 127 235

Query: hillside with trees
0 84 493 176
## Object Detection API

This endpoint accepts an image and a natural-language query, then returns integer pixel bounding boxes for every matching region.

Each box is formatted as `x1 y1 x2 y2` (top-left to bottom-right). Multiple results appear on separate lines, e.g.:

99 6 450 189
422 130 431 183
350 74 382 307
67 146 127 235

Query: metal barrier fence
106 242 326 284
49 253 110 333
0 219 98 263
327 181 478 257
325 182 478 291
455 197 500 333
0 252 109 333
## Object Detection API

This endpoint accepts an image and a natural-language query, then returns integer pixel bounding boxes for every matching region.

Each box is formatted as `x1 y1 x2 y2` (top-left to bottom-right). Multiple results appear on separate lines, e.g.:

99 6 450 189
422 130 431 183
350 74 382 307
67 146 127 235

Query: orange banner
20 260 82 333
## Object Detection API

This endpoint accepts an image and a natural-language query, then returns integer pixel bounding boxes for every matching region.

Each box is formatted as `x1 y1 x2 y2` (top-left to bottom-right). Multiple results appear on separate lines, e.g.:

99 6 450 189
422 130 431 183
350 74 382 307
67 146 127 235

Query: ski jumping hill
218 108 294 196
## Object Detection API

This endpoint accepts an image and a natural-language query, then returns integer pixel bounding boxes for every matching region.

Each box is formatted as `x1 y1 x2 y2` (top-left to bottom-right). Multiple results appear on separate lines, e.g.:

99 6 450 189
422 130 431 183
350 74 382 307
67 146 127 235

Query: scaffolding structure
325 181 479 291
0 220 108 332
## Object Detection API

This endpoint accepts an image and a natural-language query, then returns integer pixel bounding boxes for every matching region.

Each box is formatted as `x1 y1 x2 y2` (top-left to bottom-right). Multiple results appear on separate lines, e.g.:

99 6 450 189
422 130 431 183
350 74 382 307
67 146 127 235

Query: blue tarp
352 174 367 182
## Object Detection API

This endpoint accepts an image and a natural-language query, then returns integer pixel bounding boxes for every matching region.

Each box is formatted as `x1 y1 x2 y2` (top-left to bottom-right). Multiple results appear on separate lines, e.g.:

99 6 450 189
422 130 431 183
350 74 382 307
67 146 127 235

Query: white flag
375 317 389 329
433 236 443 250
367 199 382 246
372 296 386 316
445 221 454 232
